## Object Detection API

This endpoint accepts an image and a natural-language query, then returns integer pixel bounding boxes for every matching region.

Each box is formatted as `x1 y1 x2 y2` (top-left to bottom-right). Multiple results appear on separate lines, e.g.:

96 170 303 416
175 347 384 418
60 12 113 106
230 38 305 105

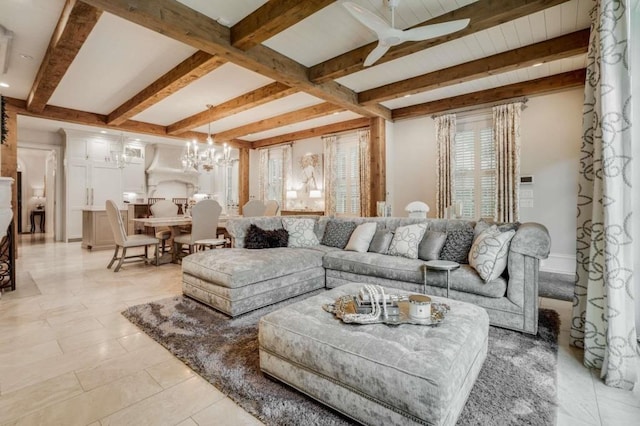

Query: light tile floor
0 234 638 425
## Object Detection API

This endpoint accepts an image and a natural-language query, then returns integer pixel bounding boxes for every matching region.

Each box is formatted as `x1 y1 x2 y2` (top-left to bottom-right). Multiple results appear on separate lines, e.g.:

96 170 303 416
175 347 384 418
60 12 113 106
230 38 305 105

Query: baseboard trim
540 253 575 275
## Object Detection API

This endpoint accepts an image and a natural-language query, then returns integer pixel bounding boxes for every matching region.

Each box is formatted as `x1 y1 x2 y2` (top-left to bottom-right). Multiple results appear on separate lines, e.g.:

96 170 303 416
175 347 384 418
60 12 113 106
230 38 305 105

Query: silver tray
323 295 449 326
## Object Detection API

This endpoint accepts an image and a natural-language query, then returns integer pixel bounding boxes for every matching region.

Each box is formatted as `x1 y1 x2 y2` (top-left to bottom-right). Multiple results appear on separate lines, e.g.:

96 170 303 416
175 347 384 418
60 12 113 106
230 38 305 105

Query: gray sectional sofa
181 216 550 334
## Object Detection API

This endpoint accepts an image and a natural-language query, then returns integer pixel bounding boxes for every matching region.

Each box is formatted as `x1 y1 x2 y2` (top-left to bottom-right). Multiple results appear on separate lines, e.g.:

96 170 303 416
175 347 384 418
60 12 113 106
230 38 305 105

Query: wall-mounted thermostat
520 175 534 184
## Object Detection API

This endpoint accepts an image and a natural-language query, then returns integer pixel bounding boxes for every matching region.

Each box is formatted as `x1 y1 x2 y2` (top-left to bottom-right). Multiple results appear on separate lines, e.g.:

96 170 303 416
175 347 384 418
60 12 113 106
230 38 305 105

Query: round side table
422 260 460 298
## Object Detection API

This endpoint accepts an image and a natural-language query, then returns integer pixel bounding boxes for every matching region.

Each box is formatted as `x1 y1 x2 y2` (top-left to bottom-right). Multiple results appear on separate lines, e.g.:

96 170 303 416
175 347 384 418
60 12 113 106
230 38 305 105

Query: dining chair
172 197 188 215
105 200 159 272
174 200 226 260
242 199 267 217
264 200 280 216
150 199 179 254
404 201 430 219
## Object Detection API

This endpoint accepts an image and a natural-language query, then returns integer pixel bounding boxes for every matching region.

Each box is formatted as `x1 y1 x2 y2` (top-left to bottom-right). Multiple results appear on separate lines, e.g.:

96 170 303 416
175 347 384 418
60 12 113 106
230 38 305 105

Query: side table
30 210 45 233
423 260 460 298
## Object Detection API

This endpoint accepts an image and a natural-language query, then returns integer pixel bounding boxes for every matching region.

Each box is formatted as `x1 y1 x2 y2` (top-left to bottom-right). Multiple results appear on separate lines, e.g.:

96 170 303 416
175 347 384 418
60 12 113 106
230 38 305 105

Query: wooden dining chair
174 200 226 260
150 199 179 254
242 199 267 217
105 200 159 272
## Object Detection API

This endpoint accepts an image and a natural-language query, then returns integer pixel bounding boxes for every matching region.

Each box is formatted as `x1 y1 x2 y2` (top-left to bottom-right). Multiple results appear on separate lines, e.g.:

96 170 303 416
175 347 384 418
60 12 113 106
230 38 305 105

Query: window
454 113 495 220
259 145 291 207
334 132 361 216
266 153 283 202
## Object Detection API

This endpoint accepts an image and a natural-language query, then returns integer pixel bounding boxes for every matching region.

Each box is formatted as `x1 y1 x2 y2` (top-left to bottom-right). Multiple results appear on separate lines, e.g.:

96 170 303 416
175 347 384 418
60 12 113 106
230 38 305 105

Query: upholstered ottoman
182 248 325 316
259 283 489 426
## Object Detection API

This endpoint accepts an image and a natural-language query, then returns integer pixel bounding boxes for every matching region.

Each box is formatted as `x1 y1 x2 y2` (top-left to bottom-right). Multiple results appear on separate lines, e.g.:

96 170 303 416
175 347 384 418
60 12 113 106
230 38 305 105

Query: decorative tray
323 294 449 326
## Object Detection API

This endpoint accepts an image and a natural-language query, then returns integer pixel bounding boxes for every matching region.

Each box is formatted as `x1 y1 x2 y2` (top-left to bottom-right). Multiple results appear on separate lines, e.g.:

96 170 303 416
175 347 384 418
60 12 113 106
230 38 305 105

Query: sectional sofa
181 216 550 334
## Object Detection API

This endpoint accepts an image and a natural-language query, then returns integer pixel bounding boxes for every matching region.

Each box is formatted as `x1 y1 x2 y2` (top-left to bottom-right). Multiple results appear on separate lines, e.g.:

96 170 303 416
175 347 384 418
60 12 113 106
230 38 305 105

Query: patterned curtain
323 135 338 215
571 0 637 390
493 102 522 222
358 129 371 216
281 144 292 208
258 148 268 202
435 114 456 218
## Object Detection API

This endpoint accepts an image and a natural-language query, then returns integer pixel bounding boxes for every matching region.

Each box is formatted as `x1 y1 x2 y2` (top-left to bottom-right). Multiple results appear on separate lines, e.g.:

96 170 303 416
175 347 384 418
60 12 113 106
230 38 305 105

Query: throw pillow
344 222 377 252
244 224 288 249
440 224 475 263
474 219 520 241
387 223 428 259
469 225 517 282
368 229 394 254
282 218 319 248
321 220 357 249
418 230 447 261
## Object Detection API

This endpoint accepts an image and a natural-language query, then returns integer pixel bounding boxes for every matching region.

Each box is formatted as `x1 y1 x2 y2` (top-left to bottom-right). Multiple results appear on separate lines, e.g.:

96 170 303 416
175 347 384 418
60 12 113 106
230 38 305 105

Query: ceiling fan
343 0 470 67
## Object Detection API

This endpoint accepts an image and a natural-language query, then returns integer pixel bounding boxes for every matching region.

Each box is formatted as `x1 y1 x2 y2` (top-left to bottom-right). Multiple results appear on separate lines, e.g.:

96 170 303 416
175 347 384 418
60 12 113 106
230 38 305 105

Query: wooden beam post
238 147 250 215
2 104 18 259
368 117 385 217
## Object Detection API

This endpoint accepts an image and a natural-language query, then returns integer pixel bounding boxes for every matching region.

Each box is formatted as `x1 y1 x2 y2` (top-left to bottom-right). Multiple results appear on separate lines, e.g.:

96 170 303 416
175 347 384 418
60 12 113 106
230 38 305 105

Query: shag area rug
123 293 559 426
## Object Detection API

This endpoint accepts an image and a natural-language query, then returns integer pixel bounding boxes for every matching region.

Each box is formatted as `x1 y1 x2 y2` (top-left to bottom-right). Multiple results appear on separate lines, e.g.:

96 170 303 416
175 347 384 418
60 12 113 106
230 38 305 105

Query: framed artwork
299 154 322 193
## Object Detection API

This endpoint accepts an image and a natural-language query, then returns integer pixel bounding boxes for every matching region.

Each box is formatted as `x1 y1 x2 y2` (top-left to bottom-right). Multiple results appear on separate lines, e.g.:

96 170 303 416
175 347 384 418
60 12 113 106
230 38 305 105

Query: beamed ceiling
0 0 590 148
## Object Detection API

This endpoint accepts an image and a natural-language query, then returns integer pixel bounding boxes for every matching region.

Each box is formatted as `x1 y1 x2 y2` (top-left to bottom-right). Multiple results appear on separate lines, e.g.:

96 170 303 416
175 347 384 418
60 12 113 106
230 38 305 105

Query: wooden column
238 147 250 214
368 117 386 217
2 104 18 258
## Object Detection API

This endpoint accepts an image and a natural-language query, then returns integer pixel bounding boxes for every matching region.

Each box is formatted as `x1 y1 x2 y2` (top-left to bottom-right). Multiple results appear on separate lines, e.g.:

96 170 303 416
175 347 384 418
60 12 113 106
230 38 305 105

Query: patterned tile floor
0 234 638 425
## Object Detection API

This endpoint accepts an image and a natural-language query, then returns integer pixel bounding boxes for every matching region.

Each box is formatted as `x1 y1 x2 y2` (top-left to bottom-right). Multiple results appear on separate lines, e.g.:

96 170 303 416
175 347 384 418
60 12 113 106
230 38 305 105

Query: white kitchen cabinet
122 161 146 193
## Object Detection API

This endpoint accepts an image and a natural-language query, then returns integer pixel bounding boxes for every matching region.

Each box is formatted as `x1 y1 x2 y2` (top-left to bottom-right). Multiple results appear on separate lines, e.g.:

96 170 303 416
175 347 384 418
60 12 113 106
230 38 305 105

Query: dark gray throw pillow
321 221 357 249
440 224 475 263
418 230 447 261
368 229 393 254
244 224 288 249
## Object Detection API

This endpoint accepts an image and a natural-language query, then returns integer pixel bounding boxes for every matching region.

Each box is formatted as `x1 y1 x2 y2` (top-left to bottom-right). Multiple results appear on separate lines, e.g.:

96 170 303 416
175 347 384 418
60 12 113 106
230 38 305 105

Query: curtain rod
324 126 370 139
431 97 528 119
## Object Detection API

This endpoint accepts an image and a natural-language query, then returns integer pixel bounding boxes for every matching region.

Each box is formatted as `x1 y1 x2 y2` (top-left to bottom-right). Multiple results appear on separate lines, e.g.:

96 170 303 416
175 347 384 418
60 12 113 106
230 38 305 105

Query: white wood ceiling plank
486 26 508 54
471 31 497 57
560 1 579 33
576 0 593 27
513 15 534 47
527 9 548 44
500 21 521 50
175 0 267 26
544 5 563 38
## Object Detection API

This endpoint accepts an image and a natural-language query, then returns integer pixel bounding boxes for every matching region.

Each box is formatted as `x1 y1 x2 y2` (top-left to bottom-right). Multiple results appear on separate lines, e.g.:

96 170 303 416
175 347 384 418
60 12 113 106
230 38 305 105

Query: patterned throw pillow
474 219 520 241
282 218 319 248
387 223 428 259
368 229 394 254
321 220 357 249
418 230 447 261
244 224 288 249
469 225 517 282
440 224 475 263
344 222 377 252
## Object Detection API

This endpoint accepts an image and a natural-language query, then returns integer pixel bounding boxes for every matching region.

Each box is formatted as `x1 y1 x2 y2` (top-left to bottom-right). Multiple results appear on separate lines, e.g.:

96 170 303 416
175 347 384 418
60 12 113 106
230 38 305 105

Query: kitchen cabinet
82 208 128 250
123 161 146 193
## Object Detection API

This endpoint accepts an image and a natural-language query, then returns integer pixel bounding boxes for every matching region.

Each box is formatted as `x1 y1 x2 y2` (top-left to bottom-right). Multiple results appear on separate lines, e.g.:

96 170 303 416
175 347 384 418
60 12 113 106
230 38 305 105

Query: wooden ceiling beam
392 69 586 120
360 29 589 105
214 102 345 141
309 0 572 83
81 0 391 120
251 117 370 148
167 82 298 135
231 0 336 50
26 0 102 112
107 51 227 125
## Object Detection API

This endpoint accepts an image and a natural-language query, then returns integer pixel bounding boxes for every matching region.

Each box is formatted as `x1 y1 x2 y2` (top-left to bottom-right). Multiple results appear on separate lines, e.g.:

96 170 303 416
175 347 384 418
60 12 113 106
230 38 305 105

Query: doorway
16 148 56 241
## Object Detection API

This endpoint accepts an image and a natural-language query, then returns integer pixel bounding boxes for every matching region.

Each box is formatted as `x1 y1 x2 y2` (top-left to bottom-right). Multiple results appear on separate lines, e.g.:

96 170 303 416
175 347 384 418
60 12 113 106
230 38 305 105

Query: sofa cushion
244 224 288 249
418 230 447 261
388 223 427 259
321 220 357 248
282 218 320 248
368 229 393 254
440 224 475 263
344 222 377 252
469 225 516 282
474 219 520 241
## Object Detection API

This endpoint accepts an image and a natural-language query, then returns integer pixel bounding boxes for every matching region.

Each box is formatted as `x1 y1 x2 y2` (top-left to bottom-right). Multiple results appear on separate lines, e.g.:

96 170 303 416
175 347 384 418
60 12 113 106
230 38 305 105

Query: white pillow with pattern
469 225 516 282
282 218 319 248
387 223 428 259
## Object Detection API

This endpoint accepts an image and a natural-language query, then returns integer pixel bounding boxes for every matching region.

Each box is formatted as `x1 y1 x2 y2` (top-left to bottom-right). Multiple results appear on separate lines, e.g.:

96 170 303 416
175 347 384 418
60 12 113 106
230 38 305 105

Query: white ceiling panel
48 12 197 114
243 111 363 142
176 0 267 26
0 0 66 99
132 63 274 126
381 54 587 109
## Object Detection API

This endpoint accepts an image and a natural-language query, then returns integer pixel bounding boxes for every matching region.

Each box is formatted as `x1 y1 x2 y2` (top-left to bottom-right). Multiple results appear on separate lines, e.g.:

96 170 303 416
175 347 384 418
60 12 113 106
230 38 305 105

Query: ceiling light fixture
111 132 132 169
0 82 8 88
182 105 216 172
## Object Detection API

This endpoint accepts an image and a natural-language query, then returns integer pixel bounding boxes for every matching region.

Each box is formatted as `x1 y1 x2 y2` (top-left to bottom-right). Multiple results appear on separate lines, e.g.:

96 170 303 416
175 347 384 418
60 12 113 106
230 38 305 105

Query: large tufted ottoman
259 283 489 426
182 247 325 316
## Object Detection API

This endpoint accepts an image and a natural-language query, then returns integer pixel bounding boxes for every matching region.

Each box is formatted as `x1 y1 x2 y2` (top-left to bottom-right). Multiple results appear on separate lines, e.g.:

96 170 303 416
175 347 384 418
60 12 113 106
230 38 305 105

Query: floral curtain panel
358 129 371 216
571 0 637 390
493 102 522 222
323 135 338 215
435 114 456 218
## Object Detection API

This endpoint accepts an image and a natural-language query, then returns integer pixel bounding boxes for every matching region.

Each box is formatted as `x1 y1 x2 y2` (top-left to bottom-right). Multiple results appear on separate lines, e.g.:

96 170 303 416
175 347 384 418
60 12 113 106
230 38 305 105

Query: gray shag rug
538 271 574 301
123 292 559 426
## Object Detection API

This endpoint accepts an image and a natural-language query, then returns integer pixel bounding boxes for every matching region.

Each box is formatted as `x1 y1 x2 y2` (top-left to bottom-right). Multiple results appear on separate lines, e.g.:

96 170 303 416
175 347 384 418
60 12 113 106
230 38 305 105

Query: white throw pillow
344 222 377 253
282 218 319 248
468 225 516 282
387 223 428 259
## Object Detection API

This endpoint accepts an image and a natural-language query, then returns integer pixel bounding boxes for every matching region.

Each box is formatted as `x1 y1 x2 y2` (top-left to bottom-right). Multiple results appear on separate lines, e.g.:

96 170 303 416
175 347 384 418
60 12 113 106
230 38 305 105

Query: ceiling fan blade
401 18 470 42
343 1 391 37
364 42 390 67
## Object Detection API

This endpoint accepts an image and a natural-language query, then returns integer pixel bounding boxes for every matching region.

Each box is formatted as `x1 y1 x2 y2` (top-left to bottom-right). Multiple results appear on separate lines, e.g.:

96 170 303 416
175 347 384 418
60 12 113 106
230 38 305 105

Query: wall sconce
286 190 298 199
309 190 322 199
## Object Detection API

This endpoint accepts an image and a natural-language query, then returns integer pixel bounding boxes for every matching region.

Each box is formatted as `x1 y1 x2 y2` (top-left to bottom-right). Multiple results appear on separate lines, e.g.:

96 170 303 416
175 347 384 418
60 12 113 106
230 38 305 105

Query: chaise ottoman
182 247 325 316
259 282 489 426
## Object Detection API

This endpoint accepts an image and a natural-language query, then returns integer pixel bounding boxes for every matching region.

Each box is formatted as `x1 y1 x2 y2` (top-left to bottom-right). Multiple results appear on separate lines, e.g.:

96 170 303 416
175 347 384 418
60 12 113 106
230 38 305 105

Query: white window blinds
334 132 360 216
454 113 496 220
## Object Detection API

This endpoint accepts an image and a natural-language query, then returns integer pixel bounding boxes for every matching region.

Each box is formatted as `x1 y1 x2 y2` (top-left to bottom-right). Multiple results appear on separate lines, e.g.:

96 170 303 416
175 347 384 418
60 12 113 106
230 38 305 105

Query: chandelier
111 132 132 169
182 106 216 172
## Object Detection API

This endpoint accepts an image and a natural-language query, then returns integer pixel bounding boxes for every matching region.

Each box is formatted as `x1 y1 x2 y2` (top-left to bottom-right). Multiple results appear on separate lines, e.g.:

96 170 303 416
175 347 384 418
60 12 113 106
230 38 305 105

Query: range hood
145 144 198 197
